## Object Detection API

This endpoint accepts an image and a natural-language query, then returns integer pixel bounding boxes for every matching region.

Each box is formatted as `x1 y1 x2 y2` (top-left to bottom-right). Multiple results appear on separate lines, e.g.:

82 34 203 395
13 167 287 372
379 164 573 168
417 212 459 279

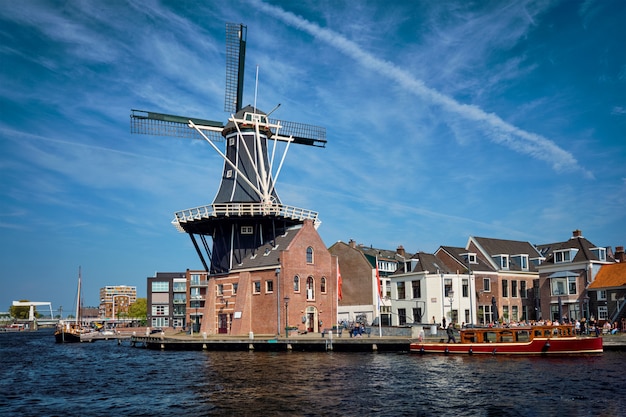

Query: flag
337 264 343 301
376 263 382 311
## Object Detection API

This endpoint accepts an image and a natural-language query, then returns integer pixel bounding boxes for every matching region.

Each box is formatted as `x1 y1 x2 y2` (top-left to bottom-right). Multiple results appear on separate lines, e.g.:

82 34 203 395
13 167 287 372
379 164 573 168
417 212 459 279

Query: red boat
410 324 603 355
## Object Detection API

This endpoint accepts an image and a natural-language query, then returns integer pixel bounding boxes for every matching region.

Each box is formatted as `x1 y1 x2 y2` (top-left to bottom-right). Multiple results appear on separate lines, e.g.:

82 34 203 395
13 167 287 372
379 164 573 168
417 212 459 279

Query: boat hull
54 330 83 343
410 336 603 355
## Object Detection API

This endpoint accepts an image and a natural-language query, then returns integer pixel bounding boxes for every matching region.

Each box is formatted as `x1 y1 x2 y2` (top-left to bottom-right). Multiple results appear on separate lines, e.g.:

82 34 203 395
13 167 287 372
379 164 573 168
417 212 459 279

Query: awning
548 271 578 278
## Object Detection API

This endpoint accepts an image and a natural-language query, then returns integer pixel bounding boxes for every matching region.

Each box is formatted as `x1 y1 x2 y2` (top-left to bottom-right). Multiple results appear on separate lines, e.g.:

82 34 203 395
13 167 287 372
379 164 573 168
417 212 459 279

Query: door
218 313 228 334
306 306 317 332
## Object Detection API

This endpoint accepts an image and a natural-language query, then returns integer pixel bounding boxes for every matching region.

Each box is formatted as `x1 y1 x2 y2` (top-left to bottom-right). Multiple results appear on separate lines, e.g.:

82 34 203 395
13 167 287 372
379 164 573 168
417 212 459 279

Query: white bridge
12 301 54 322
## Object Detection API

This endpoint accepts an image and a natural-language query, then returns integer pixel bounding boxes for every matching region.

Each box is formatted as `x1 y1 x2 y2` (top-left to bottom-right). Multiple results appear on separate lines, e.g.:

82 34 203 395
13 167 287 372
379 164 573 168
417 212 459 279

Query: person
446 323 456 343
442 317 447 330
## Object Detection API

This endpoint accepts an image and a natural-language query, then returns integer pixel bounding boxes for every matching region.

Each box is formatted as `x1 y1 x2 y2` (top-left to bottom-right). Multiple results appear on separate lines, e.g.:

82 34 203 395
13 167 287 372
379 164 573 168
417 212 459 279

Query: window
555 249 578 263
217 284 224 296
173 281 186 292
241 226 253 234
511 280 518 298
253 281 261 294
152 305 169 316
591 247 606 262
512 255 529 271
173 293 186 304
493 255 509 270
462 279 468 297
483 278 491 292
512 306 519 322
568 277 577 295
385 282 391 298
151 281 169 292
397 282 406 299
306 276 314 300
412 280 421 299
598 306 608 321
444 279 452 297
412 307 423 323
597 290 607 301
232 283 238 295
266 280 274 293
502 280 508 297
551 279 566 296
152 317 169 327
520 281 527 298
190 274 201 286
306 247 314 263
398 308 407 325
321 277 327 293
294 275 300 292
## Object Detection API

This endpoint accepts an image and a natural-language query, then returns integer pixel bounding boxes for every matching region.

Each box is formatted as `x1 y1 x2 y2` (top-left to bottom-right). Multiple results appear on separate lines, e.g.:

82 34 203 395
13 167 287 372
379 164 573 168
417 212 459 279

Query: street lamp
448 289 455 324
284 296 290 338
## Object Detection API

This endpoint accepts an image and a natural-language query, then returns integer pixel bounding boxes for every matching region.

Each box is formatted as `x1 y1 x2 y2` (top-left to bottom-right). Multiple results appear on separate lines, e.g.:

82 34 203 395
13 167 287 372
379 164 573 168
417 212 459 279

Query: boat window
484 332 497 343
516 330 530 342
501 331 514 343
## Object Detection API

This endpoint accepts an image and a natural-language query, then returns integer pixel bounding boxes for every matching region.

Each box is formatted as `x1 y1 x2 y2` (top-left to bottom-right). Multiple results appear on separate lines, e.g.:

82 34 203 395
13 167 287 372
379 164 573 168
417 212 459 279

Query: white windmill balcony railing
172 202 320 232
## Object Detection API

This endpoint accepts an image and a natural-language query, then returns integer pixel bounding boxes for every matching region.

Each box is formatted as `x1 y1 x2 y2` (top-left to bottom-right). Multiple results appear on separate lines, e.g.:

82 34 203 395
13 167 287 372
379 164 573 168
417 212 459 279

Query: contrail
250 0 592 178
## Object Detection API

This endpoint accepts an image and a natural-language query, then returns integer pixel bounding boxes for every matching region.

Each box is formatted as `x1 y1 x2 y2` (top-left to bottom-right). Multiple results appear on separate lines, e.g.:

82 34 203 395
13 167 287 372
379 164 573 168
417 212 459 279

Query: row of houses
146 225 626 336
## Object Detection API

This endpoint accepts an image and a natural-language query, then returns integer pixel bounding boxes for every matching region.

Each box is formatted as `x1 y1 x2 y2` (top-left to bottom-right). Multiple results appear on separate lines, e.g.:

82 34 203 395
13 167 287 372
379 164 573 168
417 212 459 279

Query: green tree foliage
9 300 33 319
129 298 147 320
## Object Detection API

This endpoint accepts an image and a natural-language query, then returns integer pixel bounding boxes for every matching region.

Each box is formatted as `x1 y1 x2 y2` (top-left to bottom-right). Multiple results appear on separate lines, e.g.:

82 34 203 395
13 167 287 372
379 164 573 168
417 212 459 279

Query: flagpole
376 261 382 337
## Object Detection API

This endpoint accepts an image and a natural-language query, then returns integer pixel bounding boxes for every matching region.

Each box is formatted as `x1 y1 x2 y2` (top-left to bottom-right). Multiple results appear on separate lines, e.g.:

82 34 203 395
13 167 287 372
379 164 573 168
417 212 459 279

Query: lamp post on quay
448 289 455 325
284 296 290 338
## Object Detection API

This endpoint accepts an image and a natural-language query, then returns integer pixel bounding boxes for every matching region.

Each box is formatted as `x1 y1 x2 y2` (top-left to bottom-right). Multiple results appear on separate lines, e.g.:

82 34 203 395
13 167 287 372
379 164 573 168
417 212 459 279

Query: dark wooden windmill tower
130 23 326 275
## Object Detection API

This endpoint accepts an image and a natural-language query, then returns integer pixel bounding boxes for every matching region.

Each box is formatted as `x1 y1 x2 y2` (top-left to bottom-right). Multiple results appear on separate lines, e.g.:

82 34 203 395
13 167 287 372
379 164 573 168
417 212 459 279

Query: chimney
396 245 406 257
572 229 582 238
615 246 625 263
349 239 357 249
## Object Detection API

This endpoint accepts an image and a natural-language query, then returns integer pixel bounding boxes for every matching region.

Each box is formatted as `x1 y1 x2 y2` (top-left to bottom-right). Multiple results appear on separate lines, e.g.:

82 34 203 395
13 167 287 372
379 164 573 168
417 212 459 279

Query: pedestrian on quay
446 323 456 344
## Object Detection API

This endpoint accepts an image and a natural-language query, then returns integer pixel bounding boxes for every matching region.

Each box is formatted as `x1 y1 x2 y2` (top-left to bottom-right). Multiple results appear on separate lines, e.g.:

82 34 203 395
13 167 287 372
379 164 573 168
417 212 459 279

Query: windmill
130 23 326 275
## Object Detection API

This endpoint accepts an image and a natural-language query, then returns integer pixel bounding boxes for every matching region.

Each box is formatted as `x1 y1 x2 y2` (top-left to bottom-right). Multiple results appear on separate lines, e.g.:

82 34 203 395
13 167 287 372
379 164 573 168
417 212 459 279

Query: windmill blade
130 109 225 142
224 23 247 114
270 118 327 147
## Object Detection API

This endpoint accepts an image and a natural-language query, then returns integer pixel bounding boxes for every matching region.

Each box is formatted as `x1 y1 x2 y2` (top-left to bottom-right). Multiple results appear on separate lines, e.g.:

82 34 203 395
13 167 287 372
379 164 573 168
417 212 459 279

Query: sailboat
54 267 88 343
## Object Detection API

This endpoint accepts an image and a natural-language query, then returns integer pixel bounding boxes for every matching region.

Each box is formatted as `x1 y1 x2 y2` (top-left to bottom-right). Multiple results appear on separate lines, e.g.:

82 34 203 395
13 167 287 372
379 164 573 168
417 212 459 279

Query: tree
129 298 147 321
9 300 33 319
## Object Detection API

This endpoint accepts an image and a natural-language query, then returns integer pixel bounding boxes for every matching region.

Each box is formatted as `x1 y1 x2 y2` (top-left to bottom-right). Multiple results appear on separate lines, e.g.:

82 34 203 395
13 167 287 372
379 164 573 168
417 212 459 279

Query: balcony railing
190 280 209 287
172 202 320 232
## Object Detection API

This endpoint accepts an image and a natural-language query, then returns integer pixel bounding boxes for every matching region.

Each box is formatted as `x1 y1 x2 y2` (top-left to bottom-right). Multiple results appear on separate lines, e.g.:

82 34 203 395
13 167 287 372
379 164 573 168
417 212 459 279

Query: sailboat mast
75 266 81 326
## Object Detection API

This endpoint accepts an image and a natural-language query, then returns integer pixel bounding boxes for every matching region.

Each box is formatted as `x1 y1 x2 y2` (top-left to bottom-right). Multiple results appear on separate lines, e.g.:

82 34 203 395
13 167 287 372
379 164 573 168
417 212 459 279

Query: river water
0 329 623 416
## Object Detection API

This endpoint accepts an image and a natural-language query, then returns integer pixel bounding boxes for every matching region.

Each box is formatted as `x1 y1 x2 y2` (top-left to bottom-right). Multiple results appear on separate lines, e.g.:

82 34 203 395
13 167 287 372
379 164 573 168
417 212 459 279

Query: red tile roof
588 263 626 289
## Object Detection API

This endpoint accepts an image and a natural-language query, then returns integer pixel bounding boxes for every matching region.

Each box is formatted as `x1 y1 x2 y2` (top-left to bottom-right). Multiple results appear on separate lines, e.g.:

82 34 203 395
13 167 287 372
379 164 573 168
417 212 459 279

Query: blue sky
1 0 624 313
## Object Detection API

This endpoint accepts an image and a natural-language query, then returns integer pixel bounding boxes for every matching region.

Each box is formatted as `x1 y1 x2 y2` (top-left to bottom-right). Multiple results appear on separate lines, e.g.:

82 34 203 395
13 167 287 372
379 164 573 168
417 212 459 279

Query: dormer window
590 247 606 262
492 254 509 270
511 254 529 271
554 249 578 263
462 253 477 264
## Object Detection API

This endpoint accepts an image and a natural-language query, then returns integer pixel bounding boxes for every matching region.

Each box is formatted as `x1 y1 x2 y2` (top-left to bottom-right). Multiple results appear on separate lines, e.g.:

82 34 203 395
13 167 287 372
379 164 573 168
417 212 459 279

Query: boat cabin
460 325 576 344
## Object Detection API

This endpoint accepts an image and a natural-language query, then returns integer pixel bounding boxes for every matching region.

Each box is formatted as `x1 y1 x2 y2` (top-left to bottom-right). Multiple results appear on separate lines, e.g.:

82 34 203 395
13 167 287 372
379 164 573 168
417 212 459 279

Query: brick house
195 219 337 336
536 230 615 322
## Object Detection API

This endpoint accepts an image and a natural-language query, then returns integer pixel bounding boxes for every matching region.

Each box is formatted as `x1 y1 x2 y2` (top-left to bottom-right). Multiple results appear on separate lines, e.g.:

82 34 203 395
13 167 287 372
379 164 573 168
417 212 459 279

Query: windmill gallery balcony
172 202 320 232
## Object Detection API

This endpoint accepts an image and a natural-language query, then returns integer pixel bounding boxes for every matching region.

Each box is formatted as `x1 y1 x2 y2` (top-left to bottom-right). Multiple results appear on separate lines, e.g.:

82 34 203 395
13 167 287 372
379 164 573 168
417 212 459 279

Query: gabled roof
536 233 613 265
437 246 495 273
355 245 405 262
470 236 543 272
409 252 454 274
588 263 626 290
230 224 302 271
